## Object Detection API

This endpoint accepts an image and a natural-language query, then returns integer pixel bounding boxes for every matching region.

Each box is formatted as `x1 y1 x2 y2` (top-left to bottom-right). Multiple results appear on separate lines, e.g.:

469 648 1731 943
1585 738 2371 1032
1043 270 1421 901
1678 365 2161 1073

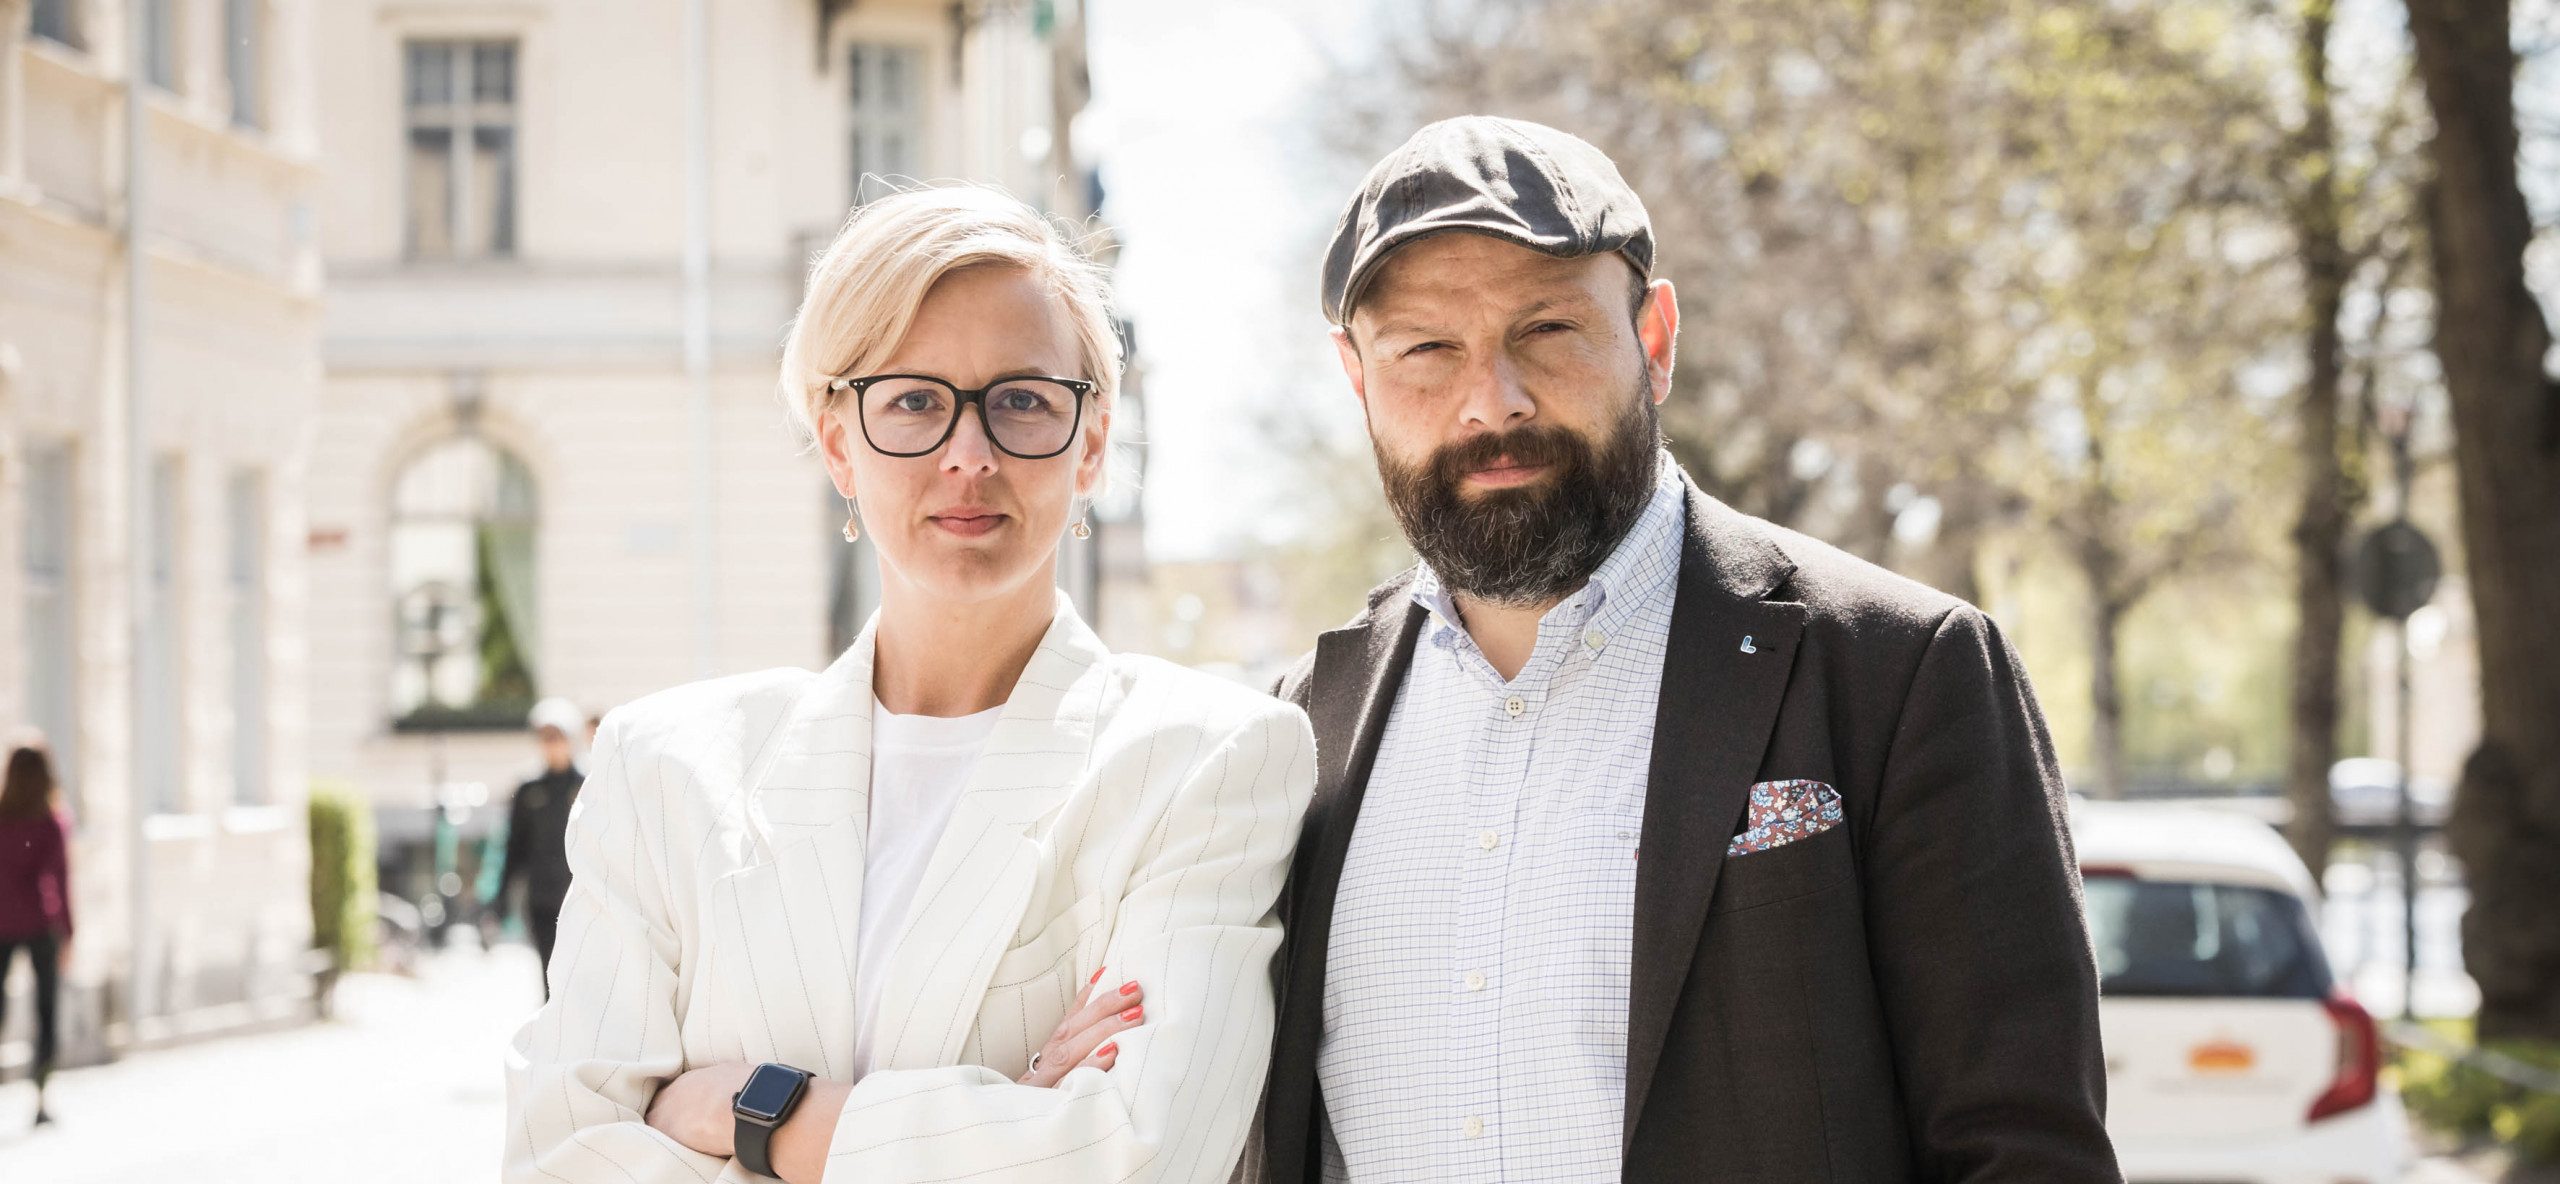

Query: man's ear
1331 325 1369 412
1637 278 1679 404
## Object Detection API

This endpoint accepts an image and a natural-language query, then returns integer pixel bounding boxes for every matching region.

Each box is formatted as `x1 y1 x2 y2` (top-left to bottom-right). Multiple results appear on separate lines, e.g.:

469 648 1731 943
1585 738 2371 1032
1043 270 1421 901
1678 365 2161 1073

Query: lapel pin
1739 634 1757 654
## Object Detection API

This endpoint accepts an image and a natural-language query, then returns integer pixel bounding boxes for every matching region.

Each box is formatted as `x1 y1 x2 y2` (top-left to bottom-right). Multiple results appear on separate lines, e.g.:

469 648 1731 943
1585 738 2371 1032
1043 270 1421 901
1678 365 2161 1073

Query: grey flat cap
1321 115 1654 326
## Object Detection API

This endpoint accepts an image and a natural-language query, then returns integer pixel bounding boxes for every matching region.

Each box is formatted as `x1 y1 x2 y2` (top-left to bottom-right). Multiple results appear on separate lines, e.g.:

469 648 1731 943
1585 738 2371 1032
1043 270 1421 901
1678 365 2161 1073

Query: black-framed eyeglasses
828 373 1095 460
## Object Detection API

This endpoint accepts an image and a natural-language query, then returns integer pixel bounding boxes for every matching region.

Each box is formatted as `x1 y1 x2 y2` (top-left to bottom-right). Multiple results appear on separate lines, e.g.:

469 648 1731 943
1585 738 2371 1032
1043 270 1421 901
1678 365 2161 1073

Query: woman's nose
939 404 1002 473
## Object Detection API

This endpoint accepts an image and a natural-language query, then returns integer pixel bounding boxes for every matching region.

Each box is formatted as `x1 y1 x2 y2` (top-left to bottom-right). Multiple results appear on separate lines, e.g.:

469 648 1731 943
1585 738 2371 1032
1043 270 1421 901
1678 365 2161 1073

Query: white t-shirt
849 701 1004 1080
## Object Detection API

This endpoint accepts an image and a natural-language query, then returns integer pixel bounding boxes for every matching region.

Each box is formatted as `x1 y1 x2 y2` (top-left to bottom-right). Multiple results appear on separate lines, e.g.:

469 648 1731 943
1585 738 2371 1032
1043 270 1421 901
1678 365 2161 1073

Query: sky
1082 0 1383 563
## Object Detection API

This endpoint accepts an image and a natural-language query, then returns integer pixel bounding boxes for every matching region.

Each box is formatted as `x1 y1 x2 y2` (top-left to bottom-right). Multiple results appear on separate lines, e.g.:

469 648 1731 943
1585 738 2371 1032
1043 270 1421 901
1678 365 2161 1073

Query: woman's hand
645 1060 753 1158
1017 967 1146 1087
640 971 1145 1164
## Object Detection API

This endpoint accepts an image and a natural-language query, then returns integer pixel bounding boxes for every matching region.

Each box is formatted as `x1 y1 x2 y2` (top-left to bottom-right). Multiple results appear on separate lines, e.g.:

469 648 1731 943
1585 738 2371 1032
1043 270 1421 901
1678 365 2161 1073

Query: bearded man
1246 116 2122 1184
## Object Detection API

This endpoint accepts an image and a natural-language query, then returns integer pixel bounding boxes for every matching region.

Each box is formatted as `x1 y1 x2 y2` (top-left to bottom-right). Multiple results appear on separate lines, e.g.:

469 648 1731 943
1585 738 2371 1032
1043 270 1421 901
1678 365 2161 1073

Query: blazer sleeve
504 713 724 1184
1863 606 2120 1182
818 704 1317 1184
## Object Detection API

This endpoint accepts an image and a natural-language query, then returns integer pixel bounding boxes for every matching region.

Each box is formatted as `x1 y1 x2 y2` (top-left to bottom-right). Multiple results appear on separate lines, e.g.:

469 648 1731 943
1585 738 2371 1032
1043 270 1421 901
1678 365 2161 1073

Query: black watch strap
732 1062 812 1178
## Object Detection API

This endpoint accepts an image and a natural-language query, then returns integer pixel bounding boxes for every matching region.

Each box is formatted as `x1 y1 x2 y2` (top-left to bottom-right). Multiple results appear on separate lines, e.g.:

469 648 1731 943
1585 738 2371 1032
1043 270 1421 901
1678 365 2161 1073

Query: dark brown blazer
1248 473 2121 1183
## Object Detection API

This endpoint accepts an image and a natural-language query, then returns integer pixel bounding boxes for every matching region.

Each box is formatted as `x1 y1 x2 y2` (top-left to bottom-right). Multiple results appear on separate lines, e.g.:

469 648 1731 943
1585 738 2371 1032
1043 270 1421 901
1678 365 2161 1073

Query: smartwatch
731 1061 813 1178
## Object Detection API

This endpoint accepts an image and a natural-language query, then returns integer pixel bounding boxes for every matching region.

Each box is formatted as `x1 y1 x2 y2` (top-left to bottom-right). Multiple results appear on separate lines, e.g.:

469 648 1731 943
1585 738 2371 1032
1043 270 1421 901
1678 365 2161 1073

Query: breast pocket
971 894 1106 1073
1709 823 1855 915
987 894 1105 991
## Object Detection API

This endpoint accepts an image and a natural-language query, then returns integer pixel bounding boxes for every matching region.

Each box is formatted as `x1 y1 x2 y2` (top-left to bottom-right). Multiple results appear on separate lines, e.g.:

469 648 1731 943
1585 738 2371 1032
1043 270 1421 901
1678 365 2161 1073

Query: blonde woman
505 185 1315 1184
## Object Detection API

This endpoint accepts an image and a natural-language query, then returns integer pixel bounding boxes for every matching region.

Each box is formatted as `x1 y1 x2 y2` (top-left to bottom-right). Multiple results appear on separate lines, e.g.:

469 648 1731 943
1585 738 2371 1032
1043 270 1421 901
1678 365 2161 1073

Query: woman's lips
930 512 1008 538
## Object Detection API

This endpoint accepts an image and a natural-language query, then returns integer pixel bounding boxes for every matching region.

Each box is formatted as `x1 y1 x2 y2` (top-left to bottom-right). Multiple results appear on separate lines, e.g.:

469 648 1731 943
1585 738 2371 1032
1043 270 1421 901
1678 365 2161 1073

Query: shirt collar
1410 450 1686 645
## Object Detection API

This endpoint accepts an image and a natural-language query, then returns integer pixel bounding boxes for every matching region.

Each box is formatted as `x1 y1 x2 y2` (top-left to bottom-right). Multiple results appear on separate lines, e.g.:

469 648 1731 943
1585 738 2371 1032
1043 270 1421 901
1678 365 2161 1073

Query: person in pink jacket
0 738 73 1127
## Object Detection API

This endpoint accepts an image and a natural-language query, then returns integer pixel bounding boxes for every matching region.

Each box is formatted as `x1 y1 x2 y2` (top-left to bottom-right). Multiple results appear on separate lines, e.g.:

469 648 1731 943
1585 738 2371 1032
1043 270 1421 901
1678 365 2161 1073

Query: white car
2073 799 2411 1184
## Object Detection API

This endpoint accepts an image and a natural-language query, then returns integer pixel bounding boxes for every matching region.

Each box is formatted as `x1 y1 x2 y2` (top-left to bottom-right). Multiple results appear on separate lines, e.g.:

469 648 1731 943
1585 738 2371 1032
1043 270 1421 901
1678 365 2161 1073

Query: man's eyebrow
1363 288 1600 339
1512 293 1601 320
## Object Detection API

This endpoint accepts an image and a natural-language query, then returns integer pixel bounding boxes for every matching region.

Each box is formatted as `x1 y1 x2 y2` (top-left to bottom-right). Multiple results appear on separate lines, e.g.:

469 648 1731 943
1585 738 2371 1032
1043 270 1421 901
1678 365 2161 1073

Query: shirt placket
1455 596 1602 1179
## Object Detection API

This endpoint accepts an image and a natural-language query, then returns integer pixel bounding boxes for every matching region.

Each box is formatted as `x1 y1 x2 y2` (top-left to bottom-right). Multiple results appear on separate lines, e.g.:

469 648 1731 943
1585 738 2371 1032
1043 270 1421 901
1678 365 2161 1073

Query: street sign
2353 521 2441 620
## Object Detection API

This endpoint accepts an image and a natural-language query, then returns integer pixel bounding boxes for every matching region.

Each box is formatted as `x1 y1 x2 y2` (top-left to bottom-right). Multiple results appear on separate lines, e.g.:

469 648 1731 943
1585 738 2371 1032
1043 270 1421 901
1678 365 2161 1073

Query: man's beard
1376 376 1663 609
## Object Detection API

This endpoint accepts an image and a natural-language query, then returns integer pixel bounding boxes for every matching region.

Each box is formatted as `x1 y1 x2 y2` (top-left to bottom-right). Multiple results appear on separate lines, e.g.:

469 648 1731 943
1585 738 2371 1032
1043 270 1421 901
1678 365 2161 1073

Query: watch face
735 1065 805 1121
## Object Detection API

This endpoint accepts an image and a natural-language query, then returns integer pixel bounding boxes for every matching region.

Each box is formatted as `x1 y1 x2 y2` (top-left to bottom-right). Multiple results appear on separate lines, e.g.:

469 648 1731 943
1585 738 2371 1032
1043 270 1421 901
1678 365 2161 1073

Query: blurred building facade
1 0 323 1068
301 0 1134 912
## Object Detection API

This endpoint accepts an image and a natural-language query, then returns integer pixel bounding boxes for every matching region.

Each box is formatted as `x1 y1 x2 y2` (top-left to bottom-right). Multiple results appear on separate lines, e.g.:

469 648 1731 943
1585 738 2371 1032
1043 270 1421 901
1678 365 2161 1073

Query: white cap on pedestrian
528 697 584 736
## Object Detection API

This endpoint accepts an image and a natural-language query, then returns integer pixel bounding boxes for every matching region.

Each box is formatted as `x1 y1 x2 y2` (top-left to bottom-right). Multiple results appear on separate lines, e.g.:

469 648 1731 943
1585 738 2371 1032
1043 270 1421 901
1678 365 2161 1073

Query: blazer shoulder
1272 647 1318 707
595 666 820 791
1271 563 1423 705
1753 517 1971 644
1110 652 1314 741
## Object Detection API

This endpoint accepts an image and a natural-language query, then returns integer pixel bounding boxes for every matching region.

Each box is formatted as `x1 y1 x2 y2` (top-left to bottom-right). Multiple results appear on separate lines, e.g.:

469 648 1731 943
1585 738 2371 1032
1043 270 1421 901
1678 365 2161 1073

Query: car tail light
2307 991 2380 1122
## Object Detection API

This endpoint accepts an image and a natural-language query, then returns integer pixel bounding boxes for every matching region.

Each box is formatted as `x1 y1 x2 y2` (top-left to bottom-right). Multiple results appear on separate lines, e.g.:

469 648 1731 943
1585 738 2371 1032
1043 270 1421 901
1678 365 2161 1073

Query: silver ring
1028 1051 1043 1074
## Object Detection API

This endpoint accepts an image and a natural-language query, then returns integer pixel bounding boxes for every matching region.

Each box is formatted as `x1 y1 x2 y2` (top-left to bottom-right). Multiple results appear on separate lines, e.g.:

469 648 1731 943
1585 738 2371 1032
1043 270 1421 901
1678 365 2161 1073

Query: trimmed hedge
2395 1017 2560 1165
307 782 378 977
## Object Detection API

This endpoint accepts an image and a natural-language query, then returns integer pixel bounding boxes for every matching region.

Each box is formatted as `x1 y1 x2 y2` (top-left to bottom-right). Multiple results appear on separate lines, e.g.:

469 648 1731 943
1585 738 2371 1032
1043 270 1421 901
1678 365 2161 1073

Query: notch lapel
864 592 1109 1072
1621 482 1805 1155
715 632 877 1079
1264 588 1425 1184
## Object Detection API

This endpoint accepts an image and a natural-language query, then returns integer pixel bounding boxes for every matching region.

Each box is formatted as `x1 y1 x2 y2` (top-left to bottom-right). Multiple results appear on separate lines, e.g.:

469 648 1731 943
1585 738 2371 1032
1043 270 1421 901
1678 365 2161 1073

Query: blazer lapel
1265 586 1425 1184
1621 480 1805 1154
715 632 877 1080
864 592 1109 1072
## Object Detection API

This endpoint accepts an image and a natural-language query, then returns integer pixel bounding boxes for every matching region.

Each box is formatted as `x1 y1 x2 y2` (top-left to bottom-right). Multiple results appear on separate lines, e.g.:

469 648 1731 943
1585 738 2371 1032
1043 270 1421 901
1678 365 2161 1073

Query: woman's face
817 265 1107 610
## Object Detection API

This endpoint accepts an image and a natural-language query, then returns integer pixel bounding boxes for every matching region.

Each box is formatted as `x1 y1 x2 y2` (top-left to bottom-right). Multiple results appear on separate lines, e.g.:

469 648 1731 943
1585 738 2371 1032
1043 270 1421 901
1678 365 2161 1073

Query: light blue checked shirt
1318 454 1687 1183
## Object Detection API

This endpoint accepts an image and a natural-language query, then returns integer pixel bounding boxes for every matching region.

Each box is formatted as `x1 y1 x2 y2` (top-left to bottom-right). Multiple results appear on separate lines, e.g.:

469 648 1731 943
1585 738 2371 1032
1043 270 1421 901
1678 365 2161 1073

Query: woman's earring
1070 516 1092 541
840 496 861 543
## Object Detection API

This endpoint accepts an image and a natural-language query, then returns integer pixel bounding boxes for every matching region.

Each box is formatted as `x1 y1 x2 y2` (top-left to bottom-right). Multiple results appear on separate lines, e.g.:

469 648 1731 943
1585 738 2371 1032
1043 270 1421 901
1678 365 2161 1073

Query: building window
31 0 86 51
20 442 80 816
390 437 538 729
225 0 264 130
404 39 518 259
143 455 185 814
847 43 921 203
227 469 266 804
142 0 177 90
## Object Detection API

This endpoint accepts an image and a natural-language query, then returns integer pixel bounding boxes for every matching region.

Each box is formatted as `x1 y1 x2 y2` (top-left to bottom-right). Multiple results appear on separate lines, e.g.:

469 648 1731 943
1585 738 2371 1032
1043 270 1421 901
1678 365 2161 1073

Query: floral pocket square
1726 779 1846 856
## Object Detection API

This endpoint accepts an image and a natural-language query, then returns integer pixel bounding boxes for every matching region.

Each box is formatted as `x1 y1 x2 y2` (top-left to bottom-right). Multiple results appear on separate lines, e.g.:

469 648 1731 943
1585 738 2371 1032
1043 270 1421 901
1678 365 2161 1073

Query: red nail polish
1119 981 1139 996
1088 966 1105 986
1120 1005 1143 1022
1097 1042 1117 1057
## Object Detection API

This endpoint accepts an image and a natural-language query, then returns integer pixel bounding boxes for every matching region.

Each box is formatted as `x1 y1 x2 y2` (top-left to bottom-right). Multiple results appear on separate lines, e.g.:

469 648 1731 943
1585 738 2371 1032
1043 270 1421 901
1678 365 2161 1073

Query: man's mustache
1427 426 1583 485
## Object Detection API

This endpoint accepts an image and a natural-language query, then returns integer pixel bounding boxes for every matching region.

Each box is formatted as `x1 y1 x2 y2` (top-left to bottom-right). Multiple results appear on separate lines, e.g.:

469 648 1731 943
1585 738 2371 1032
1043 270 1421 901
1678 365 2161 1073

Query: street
0 933 2508 1184
0 940 540 1183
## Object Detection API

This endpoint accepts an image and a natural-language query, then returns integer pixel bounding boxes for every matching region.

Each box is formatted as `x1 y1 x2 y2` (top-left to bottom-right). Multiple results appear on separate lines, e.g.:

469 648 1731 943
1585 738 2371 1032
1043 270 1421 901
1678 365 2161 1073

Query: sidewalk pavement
0 939 544 1183
0 938 2516 1183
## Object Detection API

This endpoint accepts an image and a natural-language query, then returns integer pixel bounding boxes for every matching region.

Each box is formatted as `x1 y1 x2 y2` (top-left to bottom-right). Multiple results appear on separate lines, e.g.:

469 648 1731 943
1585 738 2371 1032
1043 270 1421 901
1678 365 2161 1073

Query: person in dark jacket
1243 117 2118 1183
0 738 73 1127
500 698 585 998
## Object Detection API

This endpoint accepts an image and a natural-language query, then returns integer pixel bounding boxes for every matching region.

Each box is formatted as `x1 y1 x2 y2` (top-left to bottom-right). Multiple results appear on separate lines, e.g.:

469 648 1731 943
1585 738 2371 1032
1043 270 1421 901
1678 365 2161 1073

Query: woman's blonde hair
778 183 1124 455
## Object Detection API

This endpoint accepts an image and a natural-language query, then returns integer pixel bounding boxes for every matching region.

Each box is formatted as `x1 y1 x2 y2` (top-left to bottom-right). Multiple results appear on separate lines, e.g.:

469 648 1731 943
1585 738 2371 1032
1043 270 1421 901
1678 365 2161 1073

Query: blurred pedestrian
499 697 585 997
0 738 73 1126
1245 117 2119 1183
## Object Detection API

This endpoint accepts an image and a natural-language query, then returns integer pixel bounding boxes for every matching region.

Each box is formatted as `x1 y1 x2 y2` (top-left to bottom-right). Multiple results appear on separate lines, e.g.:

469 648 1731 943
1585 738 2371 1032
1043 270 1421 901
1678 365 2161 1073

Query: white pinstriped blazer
504 594 1315 1183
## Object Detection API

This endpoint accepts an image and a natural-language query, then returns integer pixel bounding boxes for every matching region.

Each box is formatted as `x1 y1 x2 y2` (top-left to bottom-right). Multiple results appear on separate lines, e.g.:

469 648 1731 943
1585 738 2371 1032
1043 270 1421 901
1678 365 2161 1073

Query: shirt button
1584 628 1608 651
1478 830 1500 852
1462 1116 1485 1138
1503 696 1525 718
1463 970 1486 991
